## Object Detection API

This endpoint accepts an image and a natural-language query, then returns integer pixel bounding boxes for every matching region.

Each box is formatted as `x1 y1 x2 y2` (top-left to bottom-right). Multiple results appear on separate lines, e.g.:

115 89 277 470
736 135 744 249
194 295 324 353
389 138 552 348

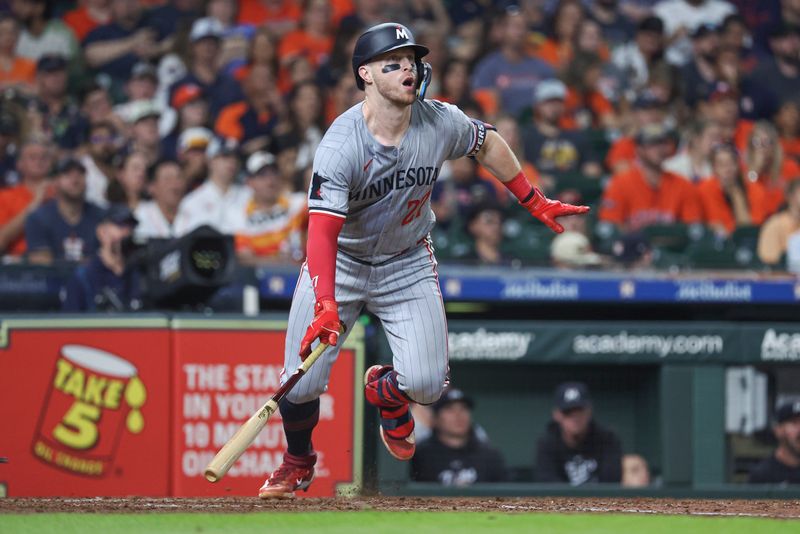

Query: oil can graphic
32 345 147 477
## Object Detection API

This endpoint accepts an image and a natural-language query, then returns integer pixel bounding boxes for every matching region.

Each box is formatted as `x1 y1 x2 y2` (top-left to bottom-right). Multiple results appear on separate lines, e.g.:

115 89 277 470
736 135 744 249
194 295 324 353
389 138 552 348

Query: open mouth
402 76 415 87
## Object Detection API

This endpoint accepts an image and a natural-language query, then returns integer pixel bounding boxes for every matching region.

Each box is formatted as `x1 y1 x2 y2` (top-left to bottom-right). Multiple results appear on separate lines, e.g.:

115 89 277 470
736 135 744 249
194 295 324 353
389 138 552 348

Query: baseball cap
101 204 138 227
178 127 213 153
632 89 666 110
37 54 67 73
171 83 204 109
637 15 664 35
432 388 474 414
551 231 603 267
127 100 160 124
206 136 239 158
706 81 738 102
54 157 86 175
775 400 800 424
554 381 591 411
190 17 224 43
246 151 278 175
131 61 158 81
611 232 651 266
533 79 567 105
691 22 718 39
635 122 673 146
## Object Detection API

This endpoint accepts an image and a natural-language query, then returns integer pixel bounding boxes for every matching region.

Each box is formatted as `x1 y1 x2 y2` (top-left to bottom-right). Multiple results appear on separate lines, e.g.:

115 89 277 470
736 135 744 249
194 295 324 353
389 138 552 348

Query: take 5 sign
0 317 363 497
0 318 172 496
170 318 364 497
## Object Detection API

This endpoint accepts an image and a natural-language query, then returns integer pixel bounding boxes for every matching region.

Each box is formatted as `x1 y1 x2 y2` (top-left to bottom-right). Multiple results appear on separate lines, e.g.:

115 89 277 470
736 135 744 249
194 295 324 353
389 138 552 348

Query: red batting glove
521 188 590 234
299 297 342 360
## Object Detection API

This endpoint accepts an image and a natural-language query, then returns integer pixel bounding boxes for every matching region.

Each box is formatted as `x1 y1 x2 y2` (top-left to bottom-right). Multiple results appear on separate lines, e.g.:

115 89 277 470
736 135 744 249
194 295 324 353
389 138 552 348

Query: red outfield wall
0 317 363 498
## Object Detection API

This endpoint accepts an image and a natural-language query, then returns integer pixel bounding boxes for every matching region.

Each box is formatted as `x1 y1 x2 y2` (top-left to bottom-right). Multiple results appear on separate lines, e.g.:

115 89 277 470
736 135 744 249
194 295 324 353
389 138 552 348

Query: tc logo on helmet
396 27 409 40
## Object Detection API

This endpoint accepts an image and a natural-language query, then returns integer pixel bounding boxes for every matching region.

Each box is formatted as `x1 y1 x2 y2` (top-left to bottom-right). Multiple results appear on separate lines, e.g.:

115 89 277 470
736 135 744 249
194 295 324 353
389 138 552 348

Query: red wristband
504 171 536 203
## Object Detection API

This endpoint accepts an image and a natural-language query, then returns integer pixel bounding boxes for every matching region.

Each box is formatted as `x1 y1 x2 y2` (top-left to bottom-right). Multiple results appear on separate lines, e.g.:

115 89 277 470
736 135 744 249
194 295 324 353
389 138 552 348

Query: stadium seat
642 223 690 253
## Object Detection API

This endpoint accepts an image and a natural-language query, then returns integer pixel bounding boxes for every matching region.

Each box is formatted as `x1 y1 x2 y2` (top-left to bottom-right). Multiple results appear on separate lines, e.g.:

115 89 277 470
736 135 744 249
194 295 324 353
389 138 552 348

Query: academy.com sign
572 331 724 358
448 328 533 360
761 329 800 361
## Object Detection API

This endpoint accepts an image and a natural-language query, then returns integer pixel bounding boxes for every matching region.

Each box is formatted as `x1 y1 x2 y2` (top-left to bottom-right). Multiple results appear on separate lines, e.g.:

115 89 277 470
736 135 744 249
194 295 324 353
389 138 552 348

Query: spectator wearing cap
698 142 768 237
176 126 212 189
237 0 301 38
610 15 668 97
521 79 602 184
698 80 753 151
81 120 120 208
146 0 203 39
106 151 148 212
84 0 173 90
235 151 307 265
124 100 163 167
551 231 604 269
680 23 722 109
277 0 334 93
470 8 556 117
757 179 800 266
174 137 251 236
411 387 507 485
606 89 670 174
133 158 187 241
112 61 160 126
742 22 800 121
460 200 510 266
11 0 79 62
33 54 84 150
61 204 142 312
0 13 36 93
663 120 723 182
215 64 280 156
652 0 736 67
0 140 54 257
63 0 112 44
610 231 654 269
748 400 800 484
534 382 623 484
25 157 105 264
600 123 702 231
743 121 800 215
161 83 209 161
718 14 757 74
168 17 243 119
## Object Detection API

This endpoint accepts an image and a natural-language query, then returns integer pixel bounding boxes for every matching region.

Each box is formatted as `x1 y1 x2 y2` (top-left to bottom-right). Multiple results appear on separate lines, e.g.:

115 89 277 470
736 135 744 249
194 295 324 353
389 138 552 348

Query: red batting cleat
364 365 416 461
258 452 316 499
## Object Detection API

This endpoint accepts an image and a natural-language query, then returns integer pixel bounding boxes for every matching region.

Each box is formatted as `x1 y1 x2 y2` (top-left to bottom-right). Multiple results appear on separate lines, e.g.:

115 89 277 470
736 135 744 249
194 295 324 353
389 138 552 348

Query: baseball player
259 22 588 498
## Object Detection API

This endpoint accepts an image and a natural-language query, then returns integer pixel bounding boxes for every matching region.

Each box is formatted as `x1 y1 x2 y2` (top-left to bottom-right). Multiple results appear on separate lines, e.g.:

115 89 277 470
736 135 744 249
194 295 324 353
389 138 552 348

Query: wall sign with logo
0 318 171 496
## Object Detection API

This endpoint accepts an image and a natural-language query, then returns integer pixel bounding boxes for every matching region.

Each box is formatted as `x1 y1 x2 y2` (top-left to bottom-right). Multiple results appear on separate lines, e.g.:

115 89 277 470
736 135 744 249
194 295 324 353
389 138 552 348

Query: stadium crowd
1 0 800 275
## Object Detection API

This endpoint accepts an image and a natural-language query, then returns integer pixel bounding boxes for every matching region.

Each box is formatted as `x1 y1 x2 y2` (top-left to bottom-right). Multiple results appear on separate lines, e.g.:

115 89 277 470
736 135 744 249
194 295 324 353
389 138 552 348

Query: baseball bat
204 339 335 483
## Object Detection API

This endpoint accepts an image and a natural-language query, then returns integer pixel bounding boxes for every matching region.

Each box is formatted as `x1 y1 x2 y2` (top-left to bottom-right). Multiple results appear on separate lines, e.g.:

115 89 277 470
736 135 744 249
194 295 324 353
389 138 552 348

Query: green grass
0 512 797 534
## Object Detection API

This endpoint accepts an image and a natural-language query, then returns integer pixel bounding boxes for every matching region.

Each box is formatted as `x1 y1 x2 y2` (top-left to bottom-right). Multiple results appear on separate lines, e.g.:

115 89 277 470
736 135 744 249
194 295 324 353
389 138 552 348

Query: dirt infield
1 497 799 518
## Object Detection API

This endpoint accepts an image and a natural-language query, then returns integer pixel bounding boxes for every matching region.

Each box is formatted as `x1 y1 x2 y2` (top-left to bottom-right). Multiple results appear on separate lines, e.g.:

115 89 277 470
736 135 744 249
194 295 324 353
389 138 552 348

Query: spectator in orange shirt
63 0 111 43
599 123 702 232
0 140 54 257
234 26 279 84
278 0 333 92
743 121 800 217
562 52 616 131
606 89 670 174
237 0 301 38
0 13 35 93
215 64 281 156
699 81 753 152
775 100 800 162
534 0 585 71
698 143 769 237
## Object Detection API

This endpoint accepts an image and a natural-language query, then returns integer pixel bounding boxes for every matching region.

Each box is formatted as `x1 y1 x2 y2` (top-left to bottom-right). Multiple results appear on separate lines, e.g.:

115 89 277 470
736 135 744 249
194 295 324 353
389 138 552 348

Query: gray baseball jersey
284 99 485 405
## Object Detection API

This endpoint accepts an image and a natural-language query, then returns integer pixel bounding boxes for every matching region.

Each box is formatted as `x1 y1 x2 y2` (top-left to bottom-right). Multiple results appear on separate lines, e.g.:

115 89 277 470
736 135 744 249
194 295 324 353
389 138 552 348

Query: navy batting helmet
352 22 429 90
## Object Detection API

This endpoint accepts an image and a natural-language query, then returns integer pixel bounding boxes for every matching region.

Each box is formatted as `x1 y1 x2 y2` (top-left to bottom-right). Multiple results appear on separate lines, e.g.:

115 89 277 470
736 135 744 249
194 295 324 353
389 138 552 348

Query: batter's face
363 48 418 106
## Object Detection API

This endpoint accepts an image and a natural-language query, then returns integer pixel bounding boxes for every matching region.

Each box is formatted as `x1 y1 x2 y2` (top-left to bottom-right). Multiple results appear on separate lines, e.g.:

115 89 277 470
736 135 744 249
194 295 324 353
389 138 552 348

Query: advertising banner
170 318 363 497
0 318 171 497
